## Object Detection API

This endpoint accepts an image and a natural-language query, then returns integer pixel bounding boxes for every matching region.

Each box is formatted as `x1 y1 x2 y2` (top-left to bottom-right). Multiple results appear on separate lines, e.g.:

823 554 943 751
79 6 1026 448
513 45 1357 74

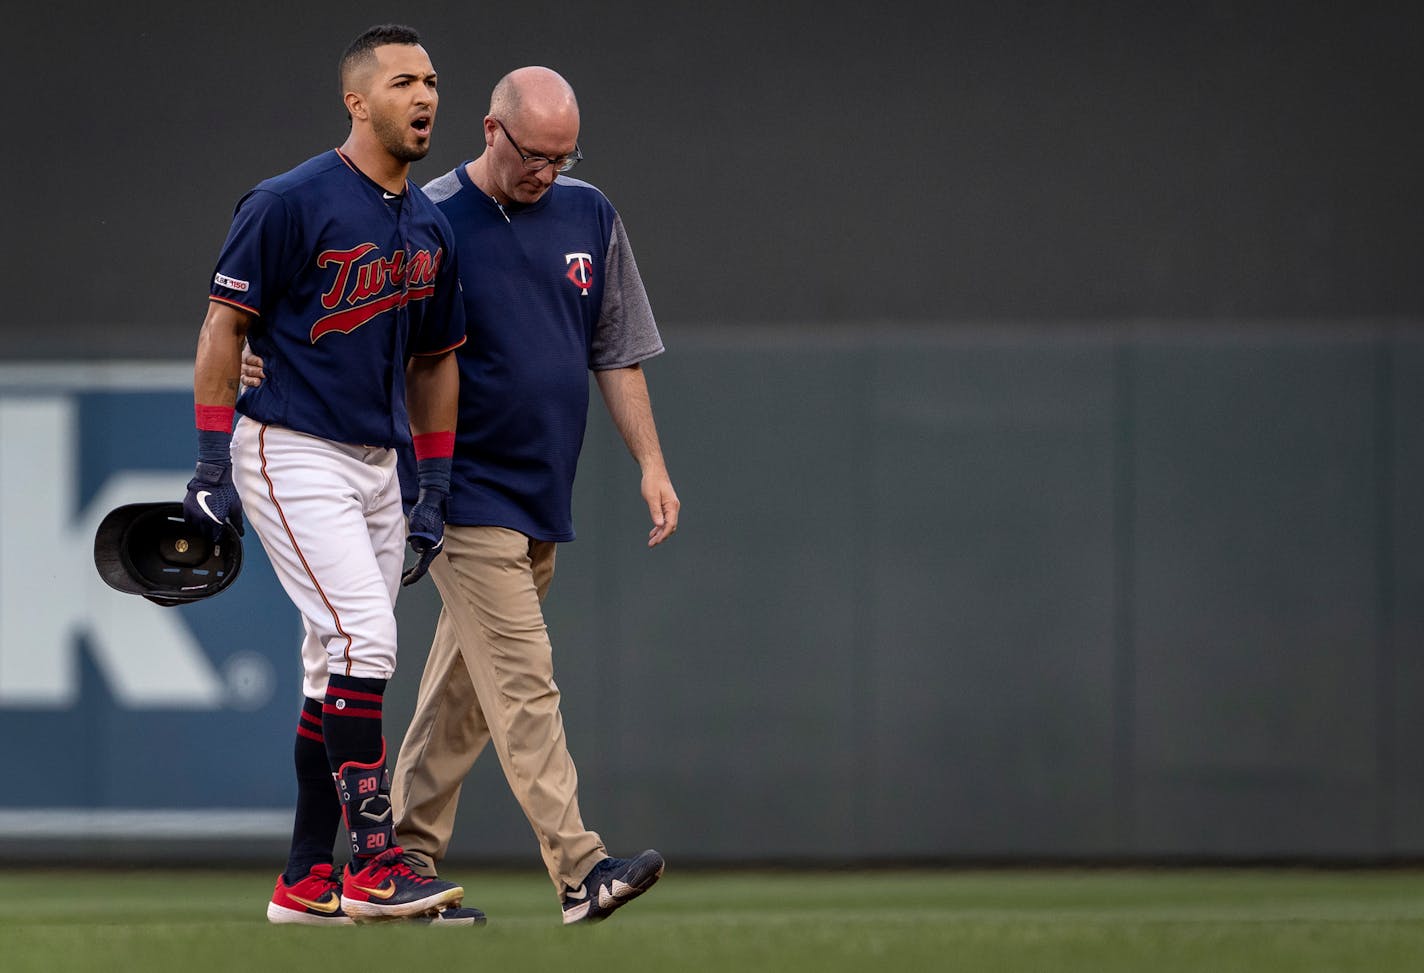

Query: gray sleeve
421 168 463 204
590 214 665 370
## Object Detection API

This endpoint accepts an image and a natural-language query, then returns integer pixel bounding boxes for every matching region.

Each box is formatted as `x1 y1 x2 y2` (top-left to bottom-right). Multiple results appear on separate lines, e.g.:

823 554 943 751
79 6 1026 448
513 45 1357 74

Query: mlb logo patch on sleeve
215 272 250 292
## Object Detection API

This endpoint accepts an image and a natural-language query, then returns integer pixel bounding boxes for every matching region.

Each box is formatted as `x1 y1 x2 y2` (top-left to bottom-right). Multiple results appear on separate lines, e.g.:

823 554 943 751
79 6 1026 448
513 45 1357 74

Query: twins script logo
565 252 593 296
309 243 443 342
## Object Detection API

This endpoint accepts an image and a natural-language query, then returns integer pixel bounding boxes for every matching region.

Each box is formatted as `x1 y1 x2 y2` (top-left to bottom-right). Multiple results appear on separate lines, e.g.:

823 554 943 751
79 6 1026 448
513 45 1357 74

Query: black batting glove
401 486 447 586
183 460 245 540
401 455 452 587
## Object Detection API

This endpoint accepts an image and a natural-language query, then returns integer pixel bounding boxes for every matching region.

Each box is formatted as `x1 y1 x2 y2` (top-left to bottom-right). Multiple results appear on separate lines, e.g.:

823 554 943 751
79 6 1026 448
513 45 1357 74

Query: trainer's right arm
595 363 679 547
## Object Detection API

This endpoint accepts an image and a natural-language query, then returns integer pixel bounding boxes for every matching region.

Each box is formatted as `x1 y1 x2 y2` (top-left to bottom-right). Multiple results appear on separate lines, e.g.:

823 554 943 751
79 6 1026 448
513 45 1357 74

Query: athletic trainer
397 64 678 925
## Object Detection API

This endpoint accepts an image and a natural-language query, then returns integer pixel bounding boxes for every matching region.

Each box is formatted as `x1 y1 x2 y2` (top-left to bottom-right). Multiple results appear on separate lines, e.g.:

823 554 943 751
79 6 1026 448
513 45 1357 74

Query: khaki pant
391 525 605 894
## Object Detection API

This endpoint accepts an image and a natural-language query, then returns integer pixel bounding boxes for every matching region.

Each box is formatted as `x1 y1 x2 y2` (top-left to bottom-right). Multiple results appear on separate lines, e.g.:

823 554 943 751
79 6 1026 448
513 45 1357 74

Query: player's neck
339 136 411 196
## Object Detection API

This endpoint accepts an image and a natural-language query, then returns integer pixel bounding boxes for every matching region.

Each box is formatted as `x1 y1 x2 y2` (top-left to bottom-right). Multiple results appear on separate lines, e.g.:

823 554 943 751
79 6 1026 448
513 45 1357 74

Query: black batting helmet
93 502 243 607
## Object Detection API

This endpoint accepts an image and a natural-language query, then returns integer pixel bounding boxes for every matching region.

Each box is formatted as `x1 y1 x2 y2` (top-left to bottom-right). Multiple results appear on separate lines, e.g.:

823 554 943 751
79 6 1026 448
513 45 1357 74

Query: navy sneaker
561 849 665 924
387 851 485 925
341 846 465 922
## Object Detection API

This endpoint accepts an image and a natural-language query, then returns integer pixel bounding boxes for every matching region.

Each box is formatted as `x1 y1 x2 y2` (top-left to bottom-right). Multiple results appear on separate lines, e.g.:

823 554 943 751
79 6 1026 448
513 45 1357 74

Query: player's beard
373 113 432 163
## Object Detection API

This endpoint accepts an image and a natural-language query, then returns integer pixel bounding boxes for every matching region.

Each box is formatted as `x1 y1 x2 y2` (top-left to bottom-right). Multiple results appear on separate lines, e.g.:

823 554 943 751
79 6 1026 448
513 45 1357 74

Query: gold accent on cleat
288 892 343 914
353 881 397 900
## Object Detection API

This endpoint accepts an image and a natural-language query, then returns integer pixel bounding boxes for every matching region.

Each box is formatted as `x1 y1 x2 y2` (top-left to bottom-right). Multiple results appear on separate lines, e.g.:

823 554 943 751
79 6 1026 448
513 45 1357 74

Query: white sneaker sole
341 886 464 922
266 901 355 925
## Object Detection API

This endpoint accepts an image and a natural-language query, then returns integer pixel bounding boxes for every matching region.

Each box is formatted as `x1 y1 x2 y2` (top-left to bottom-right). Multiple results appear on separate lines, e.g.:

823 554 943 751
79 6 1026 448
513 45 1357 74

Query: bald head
489 66 579 128
472 66 582 206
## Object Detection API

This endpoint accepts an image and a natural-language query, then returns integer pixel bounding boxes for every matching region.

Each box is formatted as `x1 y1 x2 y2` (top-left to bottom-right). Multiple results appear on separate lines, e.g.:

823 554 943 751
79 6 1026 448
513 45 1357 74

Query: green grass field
5 867 1424 972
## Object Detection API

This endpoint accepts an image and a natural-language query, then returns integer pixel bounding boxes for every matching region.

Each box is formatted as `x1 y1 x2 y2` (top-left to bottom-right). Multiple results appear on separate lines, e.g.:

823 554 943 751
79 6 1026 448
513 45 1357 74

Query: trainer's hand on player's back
241 347 266 388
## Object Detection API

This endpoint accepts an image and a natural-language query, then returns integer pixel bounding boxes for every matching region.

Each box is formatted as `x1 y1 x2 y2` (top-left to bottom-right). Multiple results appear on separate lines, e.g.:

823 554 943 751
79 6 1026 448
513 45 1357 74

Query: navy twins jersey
419 165 664 541
209 149 466 449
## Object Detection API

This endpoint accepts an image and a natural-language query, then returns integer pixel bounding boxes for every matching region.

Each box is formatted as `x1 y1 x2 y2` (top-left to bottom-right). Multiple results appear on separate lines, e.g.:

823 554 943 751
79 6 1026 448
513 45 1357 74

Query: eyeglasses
494 119 582 173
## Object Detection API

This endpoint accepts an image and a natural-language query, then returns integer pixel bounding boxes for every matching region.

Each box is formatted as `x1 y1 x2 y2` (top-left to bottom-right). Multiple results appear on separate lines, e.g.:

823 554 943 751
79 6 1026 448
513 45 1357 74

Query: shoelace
366 847 433 885
293 872 342 895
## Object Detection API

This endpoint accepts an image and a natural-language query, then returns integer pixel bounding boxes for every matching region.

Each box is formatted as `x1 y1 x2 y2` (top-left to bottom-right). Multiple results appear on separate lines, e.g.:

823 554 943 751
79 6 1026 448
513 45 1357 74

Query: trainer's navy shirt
414 164 664 541
210 149 466 449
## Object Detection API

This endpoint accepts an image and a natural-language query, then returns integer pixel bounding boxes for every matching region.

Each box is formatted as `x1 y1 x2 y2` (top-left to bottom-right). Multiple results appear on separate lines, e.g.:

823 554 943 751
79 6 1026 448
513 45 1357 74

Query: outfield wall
3 321 1422 865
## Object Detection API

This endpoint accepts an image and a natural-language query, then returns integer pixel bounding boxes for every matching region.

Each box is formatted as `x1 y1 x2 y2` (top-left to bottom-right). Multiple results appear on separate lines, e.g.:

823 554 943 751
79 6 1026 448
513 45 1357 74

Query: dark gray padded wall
862 335 1120 857
8 3 1423 356
1386 333 1424 855
1128 332 1383 857
576 337 873 859
386 323 1422 865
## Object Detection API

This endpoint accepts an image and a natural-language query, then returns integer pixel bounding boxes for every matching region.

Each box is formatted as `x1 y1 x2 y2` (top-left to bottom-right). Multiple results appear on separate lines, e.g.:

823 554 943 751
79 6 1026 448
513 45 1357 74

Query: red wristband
195 404 236 432
412 431 456 460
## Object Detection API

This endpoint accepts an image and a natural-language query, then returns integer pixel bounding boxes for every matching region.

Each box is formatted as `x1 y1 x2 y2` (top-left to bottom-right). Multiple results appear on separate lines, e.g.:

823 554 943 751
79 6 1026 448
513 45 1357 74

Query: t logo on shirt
564 253 593 296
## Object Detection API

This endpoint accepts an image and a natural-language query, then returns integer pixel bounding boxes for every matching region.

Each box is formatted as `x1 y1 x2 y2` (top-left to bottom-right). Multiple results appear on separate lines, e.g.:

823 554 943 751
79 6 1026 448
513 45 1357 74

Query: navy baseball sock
323 674 393 863
321 674 387 770
283 697 340 885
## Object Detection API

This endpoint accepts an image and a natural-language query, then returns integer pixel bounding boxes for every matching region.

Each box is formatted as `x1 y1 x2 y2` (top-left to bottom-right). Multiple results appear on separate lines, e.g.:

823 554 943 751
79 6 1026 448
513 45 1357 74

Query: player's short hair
339 23 422 94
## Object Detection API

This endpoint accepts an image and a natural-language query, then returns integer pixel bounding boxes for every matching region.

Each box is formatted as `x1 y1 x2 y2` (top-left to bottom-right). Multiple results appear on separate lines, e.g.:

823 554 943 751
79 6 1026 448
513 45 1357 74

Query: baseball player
182 24 479 926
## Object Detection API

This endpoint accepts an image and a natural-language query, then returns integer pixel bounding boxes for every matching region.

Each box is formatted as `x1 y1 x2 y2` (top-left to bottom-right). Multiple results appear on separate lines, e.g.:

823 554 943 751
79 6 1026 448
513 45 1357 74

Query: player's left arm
405 349 458 438
595 363 680 547
400 349 459 585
